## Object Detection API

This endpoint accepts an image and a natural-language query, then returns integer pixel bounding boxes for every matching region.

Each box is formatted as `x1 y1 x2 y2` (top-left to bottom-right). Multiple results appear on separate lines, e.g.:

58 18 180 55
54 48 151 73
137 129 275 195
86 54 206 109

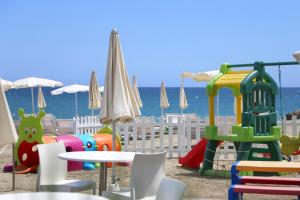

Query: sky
0 1 300 87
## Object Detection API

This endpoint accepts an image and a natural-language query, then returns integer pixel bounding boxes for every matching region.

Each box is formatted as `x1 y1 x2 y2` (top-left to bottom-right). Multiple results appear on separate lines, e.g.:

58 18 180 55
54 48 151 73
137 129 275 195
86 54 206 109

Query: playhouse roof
207 69 253 96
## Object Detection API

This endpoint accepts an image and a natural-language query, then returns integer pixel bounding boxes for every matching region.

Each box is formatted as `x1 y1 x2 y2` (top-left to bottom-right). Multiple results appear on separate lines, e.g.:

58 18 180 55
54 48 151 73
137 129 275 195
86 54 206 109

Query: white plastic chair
156 177 186 200
103 152 166 200
36 143 96 194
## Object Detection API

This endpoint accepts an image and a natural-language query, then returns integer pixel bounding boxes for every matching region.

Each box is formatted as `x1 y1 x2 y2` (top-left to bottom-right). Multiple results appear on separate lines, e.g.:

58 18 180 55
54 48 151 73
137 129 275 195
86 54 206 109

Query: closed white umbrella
0 83 18 190
13 77 63 114
179 83 188 114
89 71 102 115
132 76 143 109
160 81 169 116
37 86 46 110
0 79 13 91
51 84 89 116
100 29 140 185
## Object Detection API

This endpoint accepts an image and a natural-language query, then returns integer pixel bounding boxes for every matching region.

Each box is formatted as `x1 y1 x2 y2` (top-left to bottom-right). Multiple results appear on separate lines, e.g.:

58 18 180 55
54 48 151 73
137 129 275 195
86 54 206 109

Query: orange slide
178 138 208 169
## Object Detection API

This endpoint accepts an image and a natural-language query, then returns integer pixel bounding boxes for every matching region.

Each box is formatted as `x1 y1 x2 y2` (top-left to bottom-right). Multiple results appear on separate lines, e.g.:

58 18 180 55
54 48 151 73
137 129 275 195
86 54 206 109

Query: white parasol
51 84 90 116
100 29 140 185
89 71 102 115
132 76 143 109
160 81 169 116
13 77 63 113
37 86 46 109
179 82 188 114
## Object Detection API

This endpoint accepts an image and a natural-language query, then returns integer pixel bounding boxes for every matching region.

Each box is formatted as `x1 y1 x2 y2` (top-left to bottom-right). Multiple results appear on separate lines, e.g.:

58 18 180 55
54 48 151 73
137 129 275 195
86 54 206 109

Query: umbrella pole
31 87 35 114
75 92 78 116
112 121 116 184
12 143 15 191
181 109 183 115
161 108 163 117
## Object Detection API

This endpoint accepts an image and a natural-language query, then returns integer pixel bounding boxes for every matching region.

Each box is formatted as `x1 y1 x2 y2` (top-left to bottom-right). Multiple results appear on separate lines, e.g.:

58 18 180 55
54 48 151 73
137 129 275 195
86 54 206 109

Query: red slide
178 138 208 169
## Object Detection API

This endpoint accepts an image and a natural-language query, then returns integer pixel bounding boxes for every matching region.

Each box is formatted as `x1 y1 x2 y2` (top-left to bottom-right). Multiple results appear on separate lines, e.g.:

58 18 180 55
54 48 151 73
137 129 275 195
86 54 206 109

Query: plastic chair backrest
156 177 186 200
37 142 67 185
130 152 166 199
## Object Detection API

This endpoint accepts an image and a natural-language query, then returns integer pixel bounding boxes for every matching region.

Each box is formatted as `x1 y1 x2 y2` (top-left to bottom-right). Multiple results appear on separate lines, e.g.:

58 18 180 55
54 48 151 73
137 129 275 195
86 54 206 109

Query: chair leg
93 187 96 195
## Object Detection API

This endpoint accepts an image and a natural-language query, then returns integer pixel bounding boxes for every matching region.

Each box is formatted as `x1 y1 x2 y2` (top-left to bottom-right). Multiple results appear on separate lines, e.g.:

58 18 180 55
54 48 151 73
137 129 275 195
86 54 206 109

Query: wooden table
0 192 109 200
234 160 300 173
58 151 135 196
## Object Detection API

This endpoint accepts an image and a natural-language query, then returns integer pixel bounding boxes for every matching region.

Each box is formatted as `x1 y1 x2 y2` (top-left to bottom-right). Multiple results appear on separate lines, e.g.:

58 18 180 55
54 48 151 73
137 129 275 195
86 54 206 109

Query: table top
58 151 135 162
235 161 300 173
0 192 109 200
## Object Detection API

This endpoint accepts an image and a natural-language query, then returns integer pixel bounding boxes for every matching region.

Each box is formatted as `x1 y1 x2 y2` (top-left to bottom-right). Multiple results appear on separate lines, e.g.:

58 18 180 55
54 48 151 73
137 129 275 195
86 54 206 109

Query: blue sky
0 1 299 87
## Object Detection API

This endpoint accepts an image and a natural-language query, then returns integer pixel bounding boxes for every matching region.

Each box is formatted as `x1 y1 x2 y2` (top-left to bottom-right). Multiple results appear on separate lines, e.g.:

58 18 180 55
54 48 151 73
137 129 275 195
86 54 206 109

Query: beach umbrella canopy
132 76 143 109
179 83 188 114
0 83 18 146
293 51 300 63
89 71 102 111
13 77 63 113
0 83 18 190
0 79 13 91
181 70 219 82
100 29 140 184
37 86 46 109
160 81 169 116
51 84 89 116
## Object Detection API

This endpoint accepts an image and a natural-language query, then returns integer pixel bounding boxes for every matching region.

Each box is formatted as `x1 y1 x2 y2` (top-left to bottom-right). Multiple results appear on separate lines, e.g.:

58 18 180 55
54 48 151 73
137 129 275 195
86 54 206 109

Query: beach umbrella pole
12 143 15 191
112 121 116 184
31 87 35 114
75 92 78 116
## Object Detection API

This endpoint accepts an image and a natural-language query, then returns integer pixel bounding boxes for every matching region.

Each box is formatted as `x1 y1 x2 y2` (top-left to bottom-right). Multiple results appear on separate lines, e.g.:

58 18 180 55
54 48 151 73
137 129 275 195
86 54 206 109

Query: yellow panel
214 70 253 91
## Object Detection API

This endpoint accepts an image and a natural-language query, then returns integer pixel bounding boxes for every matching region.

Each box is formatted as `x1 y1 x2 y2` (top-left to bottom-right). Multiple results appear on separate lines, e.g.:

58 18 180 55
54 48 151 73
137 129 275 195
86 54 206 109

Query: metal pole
228 61 298 68
75 92 78 116
31 87 35 114
111 121 116 184
12 143 15 191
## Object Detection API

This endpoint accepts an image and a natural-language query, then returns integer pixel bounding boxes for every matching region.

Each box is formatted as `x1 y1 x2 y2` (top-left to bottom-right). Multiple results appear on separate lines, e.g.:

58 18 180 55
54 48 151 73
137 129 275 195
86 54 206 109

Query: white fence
73 115 300 159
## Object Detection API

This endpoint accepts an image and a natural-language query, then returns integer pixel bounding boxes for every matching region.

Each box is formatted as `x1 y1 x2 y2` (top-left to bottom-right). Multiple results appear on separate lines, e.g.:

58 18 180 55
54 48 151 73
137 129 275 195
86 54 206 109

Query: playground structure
10 109 121 174
199 60 299 174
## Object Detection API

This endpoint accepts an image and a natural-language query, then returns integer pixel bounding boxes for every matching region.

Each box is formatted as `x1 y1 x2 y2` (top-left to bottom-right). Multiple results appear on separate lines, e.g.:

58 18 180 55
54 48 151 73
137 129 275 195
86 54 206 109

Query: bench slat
234 185 300 195
241 176 300 185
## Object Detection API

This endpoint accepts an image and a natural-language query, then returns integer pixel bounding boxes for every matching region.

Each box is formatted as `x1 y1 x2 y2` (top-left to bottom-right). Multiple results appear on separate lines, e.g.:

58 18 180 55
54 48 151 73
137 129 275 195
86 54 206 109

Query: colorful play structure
7 108 121 174
179 60 300 175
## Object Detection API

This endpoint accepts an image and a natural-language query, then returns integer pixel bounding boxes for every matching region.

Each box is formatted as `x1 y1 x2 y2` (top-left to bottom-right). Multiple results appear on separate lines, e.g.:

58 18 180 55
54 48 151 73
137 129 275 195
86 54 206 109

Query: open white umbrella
13 77 63 114
51 84 89 116
0 83 18 190
0 79 13 91
179 83 188 114
132 76 143 109
37 86 46 110
160 81 169 116
100 29 140 185
89 71 102 115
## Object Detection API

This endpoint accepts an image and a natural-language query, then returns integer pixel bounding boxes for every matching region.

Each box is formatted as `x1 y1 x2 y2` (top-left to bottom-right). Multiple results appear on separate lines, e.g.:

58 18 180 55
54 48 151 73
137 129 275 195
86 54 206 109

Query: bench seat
240 176 300 185
232 185 300 195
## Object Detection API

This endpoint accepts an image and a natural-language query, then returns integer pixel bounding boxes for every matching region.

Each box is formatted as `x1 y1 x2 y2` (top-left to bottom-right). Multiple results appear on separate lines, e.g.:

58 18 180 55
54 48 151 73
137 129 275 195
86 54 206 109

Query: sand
1 144 299 200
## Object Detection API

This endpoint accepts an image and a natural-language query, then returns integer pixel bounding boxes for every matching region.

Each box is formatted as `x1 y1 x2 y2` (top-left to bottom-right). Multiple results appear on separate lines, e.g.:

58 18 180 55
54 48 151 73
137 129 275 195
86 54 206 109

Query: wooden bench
240 176 300 185
229 161 300 200
229 185 300 199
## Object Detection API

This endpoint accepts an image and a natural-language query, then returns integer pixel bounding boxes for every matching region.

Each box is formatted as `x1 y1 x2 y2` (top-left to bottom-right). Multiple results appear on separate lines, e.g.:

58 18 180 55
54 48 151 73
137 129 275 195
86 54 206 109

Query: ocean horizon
5 87 300 120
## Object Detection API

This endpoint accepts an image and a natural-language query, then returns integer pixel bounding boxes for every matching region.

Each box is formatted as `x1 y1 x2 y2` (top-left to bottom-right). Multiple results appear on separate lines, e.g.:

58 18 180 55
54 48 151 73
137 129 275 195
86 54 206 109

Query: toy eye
87 142 92 148
24 128 29 134
32 128 36 134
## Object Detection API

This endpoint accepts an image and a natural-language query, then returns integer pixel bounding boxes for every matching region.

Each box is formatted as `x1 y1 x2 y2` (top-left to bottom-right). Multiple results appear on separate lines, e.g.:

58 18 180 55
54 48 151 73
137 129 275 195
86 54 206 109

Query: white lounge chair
36 143 96 194
102 152 166 200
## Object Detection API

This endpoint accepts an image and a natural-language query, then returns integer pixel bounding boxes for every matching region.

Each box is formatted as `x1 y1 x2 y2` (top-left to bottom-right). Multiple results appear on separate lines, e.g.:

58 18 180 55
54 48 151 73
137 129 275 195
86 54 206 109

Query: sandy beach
1 141 299 200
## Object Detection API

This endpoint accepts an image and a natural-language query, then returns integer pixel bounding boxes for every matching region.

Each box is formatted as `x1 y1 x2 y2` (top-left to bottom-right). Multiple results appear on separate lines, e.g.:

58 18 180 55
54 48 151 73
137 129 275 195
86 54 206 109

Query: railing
72 115 300 159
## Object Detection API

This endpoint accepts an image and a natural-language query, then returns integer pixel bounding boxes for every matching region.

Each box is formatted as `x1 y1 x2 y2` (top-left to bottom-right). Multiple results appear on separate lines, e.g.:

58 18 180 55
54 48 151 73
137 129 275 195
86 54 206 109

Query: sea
5 87 300 120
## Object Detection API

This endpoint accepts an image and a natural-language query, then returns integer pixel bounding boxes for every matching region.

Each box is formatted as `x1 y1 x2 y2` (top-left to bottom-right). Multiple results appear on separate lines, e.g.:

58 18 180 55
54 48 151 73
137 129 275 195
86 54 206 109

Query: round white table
0 192 109 200
58 151 135 195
